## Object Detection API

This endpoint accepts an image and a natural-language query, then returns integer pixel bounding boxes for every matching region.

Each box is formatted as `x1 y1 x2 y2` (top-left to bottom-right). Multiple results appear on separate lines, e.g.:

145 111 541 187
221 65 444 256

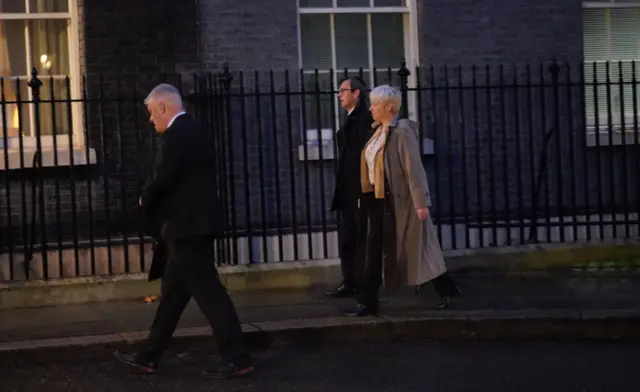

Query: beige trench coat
369 117 447 290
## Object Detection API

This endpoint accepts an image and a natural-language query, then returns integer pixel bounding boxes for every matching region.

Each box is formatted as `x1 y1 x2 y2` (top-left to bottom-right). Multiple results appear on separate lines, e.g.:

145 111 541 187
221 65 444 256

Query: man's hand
139 197 142 207
416 208 429 221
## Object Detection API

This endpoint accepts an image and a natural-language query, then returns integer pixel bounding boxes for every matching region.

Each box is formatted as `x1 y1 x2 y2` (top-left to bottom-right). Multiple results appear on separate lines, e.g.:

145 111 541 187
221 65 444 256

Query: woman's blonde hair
369 85 402 114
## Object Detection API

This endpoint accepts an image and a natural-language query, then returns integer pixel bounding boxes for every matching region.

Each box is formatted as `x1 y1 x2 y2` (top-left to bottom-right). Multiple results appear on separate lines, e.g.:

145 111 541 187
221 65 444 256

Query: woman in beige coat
345 85 461 317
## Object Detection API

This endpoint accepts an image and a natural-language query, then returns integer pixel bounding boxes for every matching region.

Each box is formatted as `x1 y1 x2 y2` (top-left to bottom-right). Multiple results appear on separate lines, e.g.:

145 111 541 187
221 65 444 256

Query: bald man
114 84 253 379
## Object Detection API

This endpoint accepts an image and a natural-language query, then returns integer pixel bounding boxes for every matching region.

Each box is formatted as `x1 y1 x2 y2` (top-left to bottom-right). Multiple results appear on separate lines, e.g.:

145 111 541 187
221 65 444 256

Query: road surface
2 340 637 391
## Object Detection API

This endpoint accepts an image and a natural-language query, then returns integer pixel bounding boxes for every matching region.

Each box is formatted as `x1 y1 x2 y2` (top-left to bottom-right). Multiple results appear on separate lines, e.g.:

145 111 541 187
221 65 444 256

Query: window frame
297 0 420 144
583 0 640 137
0 0 84 151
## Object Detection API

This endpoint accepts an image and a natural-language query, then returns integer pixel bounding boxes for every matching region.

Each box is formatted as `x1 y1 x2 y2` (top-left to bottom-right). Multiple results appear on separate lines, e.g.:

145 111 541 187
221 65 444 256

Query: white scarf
364 125 388 185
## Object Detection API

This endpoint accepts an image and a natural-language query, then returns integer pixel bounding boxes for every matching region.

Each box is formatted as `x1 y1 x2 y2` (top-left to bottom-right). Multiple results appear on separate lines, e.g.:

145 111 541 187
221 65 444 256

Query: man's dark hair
339 75 370 107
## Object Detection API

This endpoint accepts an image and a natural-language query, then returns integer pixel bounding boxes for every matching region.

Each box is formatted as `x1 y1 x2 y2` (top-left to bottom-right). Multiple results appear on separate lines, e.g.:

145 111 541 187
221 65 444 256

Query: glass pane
1 20 28 76
36 77 70 136
0 0 26 12
589 61 640 124
303 72 335 135
583 62 602 124
374 0 405 6
584 62 618 125
299 0 332 6
610 9 640 60
336 68 370 83
0 79 20 137
1 78 32 137
29 0 68 12
583 9 609 61
337 0 369 6
372 13 405 69
300 14 332 70
374 69 399 85
335 14 369 69
28 19 70 76
616 61 640 121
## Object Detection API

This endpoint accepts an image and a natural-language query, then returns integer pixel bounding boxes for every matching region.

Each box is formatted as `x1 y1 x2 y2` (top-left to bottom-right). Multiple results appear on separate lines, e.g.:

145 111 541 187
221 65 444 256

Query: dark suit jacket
141 113 222 281
330 101 374 212
141 188 166 282
147 240 167 282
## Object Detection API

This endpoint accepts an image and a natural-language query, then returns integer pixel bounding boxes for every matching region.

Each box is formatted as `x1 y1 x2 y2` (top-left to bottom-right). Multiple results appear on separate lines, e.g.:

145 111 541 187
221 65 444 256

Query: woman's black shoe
345 303 378 317
434 286 461 309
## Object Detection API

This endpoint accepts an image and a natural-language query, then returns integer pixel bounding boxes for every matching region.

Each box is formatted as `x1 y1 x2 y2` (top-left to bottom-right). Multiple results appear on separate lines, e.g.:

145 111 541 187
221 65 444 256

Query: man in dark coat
114 84 253 379
326 76 373 298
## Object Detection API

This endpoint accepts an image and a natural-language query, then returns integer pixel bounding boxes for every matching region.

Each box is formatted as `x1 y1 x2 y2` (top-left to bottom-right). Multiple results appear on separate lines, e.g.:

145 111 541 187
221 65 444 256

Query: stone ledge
444 238 640 272
2 239 640 310
0 259 343 310
296 138 435 161
0 146 98 170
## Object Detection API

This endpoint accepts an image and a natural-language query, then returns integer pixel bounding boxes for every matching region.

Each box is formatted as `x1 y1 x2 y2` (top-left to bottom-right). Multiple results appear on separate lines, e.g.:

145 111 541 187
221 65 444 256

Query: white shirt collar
167 111 186 129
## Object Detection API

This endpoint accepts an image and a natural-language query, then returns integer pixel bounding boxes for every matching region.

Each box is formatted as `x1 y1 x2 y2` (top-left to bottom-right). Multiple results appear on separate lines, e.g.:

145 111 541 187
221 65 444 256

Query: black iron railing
0 60 639 281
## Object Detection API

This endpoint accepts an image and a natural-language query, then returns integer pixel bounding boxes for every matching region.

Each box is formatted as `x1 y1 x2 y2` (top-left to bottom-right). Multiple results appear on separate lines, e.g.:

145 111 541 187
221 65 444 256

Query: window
298 0 418 140
0 0 82 151
583 1 640 130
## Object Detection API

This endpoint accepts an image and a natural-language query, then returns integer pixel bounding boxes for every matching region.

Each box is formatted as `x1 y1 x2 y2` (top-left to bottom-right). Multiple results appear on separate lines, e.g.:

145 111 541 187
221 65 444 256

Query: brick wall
419 0 584 65
198 0 299 71
415 0 639 238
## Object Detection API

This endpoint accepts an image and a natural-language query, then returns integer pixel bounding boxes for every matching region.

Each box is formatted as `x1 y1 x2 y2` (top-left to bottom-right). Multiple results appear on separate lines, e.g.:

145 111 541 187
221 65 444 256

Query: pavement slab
1 273 640 354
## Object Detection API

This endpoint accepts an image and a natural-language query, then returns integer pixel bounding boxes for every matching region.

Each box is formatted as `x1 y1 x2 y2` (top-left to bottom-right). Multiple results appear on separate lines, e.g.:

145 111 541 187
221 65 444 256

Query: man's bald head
144 83 184 133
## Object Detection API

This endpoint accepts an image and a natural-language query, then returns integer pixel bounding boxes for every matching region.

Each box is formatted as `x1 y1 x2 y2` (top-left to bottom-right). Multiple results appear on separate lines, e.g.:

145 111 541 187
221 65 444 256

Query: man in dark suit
326 76 373 298
114 84 253 379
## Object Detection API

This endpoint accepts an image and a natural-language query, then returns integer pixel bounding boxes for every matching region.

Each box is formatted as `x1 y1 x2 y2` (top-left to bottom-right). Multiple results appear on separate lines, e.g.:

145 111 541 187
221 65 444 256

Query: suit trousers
358 193 385 309
338 207 365 287
140 235 248 363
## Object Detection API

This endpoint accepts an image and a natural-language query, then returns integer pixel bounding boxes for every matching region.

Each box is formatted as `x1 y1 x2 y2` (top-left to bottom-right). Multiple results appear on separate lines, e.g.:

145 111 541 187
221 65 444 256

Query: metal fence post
219 63 238 264
548 60 564 242
26 67 47 278
398 59 411 118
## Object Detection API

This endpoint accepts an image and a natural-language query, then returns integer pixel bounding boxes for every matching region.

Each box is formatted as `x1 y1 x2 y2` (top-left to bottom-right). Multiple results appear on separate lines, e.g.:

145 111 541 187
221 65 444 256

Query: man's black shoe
325 284 357 298
113 351 158 374
203 361 255 379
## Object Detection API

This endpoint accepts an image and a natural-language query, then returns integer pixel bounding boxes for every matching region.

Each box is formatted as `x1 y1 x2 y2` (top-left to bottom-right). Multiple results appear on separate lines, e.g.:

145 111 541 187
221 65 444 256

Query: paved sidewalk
2 273 640 353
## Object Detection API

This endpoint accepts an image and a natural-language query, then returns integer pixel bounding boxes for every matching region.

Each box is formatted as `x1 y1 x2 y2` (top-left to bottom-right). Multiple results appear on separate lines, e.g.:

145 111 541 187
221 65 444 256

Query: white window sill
421 138 435 155
297 143 336 161
0 146 97 171
586 127 640 147
297 138 436 162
